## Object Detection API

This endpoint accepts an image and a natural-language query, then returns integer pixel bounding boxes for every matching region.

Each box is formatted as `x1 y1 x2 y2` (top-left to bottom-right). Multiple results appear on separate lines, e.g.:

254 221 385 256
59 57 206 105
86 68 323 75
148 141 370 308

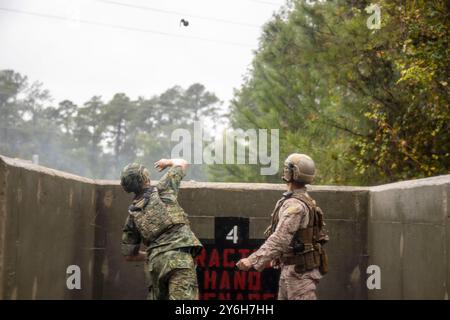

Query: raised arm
154 158 188 198
154 158 188 173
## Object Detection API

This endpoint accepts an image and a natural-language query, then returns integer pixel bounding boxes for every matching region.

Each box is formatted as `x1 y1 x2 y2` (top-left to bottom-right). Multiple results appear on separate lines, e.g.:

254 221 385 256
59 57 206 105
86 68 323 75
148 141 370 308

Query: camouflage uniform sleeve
247 199 309 271
121 215 141 256
156 166 186 198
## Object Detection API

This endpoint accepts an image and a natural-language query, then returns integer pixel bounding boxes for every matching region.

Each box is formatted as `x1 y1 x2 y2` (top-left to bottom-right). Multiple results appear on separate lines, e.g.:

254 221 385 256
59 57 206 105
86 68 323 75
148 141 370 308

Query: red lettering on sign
195 248 206 267
238 248 251 258
248 293 261 300
233 271 246 290
248 271 261 291
202 291 274 300
198 245 278 301
219 271 231 290
223 249 235 268
218 292 231 300
209 249 220 267
204 270 217 290
203 292 216 300
263 293 275 300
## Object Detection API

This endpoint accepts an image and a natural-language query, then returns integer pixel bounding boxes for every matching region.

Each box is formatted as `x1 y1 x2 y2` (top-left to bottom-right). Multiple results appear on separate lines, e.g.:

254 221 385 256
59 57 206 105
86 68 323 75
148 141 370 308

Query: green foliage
208 0 449 185
354 0 450 181
1 0 448 185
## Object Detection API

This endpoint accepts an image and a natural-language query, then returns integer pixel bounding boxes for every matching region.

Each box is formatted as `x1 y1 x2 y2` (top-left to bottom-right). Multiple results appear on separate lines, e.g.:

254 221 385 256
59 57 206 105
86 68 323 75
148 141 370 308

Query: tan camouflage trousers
147 250 199 300
277 266 322 300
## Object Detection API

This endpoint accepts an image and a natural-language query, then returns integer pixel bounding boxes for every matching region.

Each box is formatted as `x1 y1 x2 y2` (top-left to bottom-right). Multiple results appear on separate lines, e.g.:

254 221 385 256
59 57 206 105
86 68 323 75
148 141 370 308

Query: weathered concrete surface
0 154 449 300
368 175 450 300
91 182 370 300
0 156 96 299
92 183 148 300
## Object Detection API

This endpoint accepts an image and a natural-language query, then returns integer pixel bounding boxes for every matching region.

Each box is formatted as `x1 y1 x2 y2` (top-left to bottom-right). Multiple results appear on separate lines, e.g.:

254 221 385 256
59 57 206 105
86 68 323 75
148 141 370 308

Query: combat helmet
120 163 151 193
282 153 315 184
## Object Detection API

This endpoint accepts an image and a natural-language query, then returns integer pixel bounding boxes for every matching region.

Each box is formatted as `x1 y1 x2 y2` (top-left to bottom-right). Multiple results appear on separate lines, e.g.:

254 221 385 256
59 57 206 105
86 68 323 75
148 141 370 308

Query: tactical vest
265 191 329 275
128 187 189 244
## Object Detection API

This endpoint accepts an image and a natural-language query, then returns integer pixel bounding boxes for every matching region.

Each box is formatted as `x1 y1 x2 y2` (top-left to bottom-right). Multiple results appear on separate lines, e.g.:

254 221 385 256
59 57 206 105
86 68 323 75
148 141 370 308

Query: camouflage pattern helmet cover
282 153 315 184
120 163 151 193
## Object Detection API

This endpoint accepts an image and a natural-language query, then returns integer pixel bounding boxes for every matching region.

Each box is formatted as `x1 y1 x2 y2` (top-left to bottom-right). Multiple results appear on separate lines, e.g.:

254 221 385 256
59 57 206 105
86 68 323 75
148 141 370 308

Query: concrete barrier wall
368 176 450 300
0 155 449 300
0 157 96 299
92 182 370 300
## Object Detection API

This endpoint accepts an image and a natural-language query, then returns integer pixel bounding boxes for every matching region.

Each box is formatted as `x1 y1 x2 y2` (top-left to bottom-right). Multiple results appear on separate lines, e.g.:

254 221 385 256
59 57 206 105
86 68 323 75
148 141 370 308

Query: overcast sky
0 0 285 106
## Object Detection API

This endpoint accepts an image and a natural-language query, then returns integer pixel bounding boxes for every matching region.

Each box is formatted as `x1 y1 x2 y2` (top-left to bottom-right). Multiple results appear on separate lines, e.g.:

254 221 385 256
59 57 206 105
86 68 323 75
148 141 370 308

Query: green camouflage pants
147 250 199 300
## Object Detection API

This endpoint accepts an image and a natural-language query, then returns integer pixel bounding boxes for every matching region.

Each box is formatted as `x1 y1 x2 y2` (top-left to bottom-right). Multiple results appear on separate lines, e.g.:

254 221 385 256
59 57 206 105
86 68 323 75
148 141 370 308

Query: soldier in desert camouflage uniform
120 158 202 300
237 153 329 300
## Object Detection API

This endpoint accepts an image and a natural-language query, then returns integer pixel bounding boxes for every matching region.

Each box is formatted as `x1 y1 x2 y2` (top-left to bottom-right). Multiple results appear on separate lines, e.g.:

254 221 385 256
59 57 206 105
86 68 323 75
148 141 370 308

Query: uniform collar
130 187 153 211
133 187 153 201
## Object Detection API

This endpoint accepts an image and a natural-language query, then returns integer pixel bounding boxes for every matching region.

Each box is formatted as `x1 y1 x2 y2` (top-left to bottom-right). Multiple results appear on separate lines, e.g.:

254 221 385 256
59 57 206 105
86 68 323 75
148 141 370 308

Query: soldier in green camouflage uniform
120 158 203 300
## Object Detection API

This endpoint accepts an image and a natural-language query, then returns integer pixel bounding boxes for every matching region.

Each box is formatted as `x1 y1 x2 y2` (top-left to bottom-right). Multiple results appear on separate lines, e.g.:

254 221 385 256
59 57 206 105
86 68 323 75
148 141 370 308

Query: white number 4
226 225 238 244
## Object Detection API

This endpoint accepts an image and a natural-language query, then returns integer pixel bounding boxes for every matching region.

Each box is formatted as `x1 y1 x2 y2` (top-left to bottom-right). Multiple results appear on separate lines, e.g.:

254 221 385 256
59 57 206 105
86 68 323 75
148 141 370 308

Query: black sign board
196 217 280 300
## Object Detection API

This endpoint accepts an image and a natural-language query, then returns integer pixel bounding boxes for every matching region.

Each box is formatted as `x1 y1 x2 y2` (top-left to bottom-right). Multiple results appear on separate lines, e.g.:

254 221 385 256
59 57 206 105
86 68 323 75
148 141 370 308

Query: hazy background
1 0 447 185
0 0 283 105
